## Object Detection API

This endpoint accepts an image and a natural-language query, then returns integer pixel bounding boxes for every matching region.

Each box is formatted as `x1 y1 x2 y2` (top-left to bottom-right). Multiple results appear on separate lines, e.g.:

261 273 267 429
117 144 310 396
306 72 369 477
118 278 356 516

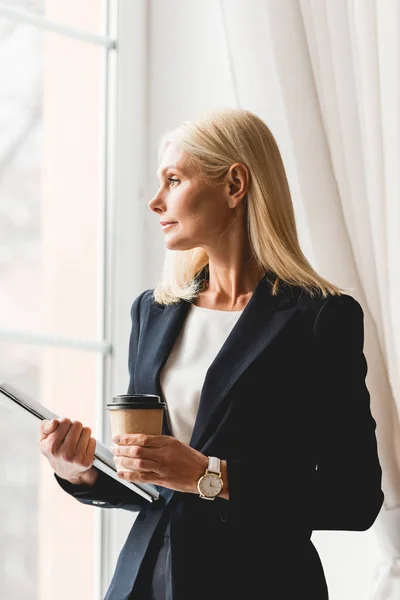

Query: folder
0 382 159 503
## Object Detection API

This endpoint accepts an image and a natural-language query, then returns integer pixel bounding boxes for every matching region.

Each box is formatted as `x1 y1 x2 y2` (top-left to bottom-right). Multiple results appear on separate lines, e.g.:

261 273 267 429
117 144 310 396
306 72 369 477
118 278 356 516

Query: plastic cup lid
106 394 166 410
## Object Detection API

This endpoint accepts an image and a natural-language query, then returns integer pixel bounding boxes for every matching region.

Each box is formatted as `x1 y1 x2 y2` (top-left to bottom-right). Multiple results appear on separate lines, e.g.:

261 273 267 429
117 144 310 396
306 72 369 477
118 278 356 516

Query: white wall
144 0 237 282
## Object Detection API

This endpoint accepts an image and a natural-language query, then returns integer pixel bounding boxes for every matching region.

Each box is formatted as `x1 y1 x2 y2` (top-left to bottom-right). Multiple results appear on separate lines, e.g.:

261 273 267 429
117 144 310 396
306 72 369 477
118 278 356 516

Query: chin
165 238 197 251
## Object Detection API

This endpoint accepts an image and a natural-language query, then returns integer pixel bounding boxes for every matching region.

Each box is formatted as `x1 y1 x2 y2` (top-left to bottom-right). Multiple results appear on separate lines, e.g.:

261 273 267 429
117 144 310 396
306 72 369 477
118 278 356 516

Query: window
0 2 122 598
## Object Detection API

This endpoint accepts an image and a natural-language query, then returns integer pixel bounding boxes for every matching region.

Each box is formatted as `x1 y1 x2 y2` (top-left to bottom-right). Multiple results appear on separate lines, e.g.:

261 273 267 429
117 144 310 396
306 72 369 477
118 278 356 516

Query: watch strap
208 456 220 474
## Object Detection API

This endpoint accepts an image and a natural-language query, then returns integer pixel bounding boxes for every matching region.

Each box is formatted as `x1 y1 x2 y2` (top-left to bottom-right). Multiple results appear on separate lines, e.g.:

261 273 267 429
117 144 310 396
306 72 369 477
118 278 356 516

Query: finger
115 456 159 472
76 426 91 455
113 434 167 447
117 469 160 482
43 418 73 453
60 420 83 450
39 419 59 442
113 443 161 464
85 437 96 461
50 418 75 453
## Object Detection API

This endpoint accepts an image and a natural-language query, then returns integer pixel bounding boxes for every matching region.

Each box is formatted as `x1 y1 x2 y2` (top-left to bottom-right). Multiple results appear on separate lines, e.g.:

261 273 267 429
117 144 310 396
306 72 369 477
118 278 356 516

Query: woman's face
148 142 234 251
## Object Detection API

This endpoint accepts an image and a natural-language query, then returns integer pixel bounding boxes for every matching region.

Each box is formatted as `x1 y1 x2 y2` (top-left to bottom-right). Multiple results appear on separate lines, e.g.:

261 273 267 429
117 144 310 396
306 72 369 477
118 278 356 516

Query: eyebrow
156 165 185 179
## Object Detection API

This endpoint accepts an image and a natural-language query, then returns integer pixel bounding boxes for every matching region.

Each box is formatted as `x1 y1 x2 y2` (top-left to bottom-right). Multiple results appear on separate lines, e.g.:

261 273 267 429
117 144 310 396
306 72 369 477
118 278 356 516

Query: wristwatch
197 456 223 500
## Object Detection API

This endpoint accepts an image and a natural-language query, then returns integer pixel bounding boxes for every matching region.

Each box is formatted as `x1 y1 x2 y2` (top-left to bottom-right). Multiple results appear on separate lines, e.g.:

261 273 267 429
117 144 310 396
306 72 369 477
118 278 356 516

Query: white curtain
220 0 400 597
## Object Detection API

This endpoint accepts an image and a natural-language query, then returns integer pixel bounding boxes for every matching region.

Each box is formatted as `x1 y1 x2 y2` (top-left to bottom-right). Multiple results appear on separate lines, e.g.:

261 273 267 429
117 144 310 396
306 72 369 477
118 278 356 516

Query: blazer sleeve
225 293 384 540
308 293 384 530
53 290 150 512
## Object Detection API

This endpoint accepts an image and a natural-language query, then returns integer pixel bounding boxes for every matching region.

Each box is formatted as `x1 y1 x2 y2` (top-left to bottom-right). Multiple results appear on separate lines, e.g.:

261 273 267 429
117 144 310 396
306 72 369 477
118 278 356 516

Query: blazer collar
134 268 302 452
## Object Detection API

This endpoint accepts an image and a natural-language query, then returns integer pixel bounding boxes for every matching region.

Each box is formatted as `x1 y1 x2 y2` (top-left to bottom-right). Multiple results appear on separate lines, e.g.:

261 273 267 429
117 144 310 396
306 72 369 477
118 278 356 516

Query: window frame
0 1 149 597
103 0 149 595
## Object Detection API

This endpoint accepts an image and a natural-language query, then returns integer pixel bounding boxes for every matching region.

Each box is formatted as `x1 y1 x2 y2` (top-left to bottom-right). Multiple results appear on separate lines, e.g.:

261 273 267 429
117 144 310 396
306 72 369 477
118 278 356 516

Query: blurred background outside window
0 2 111 599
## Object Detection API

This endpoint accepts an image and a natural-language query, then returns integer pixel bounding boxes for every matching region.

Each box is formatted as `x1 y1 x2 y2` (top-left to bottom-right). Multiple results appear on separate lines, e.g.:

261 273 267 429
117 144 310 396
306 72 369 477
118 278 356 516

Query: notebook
0 382 159 503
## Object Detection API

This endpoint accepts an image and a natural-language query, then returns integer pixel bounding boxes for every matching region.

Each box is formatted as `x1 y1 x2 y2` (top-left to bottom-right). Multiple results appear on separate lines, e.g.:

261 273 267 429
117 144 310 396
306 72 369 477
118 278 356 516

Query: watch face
198 474 223 497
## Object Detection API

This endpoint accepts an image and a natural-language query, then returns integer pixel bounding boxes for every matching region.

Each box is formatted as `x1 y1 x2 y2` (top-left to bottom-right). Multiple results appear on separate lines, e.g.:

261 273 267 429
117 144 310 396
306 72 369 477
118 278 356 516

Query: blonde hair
152 107 344 306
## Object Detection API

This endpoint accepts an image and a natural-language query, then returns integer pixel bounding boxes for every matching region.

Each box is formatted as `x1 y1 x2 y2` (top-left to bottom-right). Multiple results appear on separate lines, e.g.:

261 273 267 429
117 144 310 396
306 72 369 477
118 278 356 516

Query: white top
159 303 243 445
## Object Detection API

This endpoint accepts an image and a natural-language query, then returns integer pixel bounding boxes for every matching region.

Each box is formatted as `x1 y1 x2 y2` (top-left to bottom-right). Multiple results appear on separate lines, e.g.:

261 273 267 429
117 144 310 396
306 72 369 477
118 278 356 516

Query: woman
39 107 384 600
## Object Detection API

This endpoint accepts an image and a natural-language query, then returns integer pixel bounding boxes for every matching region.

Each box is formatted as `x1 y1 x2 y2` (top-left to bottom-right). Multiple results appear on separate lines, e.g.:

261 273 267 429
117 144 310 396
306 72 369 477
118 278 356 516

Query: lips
160 221 177 230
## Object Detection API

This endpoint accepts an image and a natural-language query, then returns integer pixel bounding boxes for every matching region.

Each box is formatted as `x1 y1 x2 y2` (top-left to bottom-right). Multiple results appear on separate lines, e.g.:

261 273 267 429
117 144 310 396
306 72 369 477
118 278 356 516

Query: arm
53 468 147 512
309 293 384 530
53 290 151 512
224 294 384 541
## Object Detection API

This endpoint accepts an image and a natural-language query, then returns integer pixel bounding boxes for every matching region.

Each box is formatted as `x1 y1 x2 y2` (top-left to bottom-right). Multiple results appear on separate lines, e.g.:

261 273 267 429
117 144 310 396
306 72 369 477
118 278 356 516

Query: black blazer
55 269 384 600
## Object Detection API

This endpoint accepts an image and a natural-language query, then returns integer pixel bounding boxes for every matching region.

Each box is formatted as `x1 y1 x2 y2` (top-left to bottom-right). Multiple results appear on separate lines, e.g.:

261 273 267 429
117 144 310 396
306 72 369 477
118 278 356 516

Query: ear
226 162 250 208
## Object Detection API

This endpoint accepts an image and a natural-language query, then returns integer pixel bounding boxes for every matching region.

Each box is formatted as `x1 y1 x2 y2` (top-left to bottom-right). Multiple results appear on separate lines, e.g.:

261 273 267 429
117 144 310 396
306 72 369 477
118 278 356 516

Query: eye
168 178 179 186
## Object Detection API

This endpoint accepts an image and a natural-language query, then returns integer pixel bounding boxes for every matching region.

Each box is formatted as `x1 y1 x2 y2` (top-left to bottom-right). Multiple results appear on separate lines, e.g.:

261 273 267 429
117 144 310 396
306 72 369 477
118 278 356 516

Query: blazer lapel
189 275 300 450
133 295 192 437
134 270 302 450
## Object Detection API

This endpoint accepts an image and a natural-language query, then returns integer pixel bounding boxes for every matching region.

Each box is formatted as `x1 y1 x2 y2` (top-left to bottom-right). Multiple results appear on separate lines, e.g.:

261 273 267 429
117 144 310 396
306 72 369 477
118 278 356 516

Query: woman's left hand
110 434 208 494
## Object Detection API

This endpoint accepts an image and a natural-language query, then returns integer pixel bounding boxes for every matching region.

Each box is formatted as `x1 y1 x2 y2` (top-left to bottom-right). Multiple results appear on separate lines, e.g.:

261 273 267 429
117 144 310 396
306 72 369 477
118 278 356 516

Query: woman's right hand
39 417 98 486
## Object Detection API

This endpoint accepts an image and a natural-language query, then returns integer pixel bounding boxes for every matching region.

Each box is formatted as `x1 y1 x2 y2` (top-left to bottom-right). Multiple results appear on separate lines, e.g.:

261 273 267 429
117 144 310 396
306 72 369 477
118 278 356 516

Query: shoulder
302 292 365 351
292 289 364 341
296 289 362 320
140 288 155 305
130 288 155 320
312 292 363 330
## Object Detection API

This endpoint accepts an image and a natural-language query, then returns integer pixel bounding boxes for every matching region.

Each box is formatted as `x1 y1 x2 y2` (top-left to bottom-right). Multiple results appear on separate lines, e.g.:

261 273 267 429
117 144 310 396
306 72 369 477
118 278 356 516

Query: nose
148 189 165 213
